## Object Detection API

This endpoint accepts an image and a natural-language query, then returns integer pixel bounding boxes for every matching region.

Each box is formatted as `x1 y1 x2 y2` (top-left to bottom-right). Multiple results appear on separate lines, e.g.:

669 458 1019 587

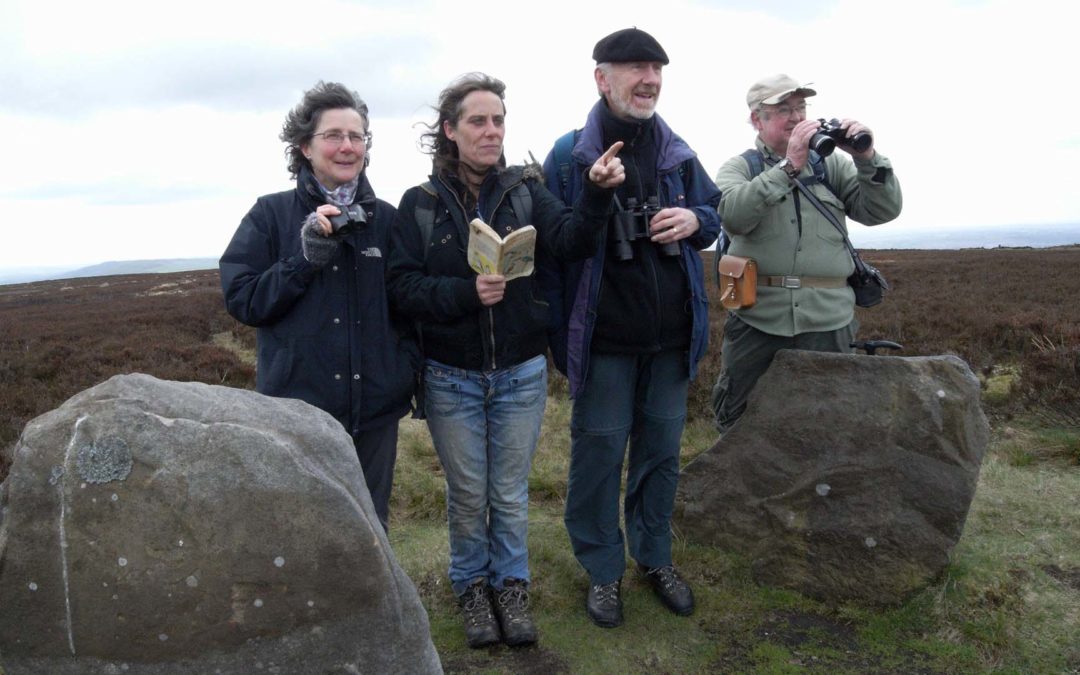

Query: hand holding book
475 273 506 307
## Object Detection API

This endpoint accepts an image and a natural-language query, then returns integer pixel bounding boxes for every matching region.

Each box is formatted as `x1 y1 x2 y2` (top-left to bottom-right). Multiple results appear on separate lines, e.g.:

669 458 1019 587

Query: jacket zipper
439 174 518 371
484 182 517 370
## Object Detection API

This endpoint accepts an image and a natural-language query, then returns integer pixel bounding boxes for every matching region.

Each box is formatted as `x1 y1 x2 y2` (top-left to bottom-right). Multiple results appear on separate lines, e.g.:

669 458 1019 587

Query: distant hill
0 258 218 285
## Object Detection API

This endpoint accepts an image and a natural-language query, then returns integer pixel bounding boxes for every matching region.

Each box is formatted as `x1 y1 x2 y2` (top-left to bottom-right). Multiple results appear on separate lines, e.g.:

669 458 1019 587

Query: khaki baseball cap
746 74 816 108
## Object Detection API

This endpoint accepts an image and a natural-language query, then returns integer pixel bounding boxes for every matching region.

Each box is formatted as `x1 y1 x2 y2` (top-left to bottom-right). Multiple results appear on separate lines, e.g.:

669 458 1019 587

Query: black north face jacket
220 167 419 433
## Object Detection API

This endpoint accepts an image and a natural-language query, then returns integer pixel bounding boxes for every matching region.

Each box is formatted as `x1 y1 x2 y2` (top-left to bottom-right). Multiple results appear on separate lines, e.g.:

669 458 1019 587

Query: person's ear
594 67 610 96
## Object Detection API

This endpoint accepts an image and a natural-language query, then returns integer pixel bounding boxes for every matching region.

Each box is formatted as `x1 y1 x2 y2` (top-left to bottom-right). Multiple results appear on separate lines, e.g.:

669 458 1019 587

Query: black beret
592 27 669 65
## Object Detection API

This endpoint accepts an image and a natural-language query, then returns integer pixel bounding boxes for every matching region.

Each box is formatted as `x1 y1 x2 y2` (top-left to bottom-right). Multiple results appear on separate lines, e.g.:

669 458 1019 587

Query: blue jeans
564 350 689 585
424 354 547 596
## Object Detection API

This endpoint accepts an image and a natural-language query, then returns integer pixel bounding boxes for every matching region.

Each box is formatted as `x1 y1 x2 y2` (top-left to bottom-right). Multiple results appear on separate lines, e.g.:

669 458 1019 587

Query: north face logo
360 247 382 258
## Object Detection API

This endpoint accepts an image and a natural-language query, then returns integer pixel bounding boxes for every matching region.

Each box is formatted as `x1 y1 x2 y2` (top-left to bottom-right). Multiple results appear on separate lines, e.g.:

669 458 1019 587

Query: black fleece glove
300 213 341 268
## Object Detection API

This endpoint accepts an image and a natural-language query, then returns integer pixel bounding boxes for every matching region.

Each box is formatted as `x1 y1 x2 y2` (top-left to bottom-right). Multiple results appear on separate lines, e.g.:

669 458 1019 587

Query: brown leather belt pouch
718 254 757 309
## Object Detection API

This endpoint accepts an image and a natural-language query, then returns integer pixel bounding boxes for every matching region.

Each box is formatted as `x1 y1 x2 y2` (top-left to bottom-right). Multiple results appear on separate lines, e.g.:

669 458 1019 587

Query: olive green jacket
716 137 902 336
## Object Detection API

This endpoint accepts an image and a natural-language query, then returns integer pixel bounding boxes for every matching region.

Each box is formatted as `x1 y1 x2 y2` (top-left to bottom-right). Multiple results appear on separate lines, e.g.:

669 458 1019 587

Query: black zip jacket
387 165 613 371
592 102 691 354
219 167 419 433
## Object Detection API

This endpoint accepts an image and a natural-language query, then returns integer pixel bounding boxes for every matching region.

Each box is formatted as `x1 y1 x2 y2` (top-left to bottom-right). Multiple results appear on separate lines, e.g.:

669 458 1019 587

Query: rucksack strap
553 129 580 198
414 181 438 262
740 148 833 196
720 148 837 290
508 182 533 226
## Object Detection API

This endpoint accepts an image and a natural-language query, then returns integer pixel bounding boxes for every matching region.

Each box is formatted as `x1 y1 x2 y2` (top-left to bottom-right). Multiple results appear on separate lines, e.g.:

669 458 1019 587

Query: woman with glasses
387 72 623 649
220 81 419 532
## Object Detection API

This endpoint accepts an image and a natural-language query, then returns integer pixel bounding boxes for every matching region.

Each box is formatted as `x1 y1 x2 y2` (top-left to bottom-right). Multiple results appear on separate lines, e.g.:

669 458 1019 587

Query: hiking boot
459 579 501 648
639 563 695 616
586 578 623 628
493 578 538 646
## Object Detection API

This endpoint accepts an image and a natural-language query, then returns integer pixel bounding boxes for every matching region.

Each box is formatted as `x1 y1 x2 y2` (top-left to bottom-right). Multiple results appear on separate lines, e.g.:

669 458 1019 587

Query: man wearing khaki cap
710 74 903 434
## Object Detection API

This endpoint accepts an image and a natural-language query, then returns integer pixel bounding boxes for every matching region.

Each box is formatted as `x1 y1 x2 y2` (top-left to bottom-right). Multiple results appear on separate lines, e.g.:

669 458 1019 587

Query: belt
762 275 848 289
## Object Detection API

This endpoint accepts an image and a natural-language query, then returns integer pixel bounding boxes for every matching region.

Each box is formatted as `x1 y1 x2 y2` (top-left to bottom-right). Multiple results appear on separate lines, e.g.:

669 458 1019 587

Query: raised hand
588 141 625 189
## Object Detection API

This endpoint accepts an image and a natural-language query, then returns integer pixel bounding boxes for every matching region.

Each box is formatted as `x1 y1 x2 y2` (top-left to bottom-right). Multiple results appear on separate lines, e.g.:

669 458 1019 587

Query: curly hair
420 72 506 174
280 81 369 179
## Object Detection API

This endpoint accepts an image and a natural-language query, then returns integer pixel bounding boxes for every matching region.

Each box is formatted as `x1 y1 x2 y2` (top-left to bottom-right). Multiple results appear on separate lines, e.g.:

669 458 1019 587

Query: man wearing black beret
542 27 721 628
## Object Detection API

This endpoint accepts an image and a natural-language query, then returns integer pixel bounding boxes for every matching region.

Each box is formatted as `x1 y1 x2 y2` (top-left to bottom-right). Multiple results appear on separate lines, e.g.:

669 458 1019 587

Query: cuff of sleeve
578 177 615 216
855 152 893 184
286 254 318 282
854 151 891 169
456 277 484 312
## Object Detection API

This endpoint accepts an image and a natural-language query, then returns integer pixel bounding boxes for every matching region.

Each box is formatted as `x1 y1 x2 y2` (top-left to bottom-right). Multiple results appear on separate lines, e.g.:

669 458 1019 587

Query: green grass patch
387 397 1080 673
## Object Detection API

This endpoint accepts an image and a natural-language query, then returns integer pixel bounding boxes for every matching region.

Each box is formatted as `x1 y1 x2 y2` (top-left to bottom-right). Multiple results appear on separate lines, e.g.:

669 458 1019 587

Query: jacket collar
297 165 376 210
573 98 697 173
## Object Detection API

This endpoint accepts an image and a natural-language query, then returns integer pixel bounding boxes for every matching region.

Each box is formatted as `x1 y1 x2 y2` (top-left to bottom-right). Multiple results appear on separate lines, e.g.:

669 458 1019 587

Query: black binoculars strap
791 179 870 277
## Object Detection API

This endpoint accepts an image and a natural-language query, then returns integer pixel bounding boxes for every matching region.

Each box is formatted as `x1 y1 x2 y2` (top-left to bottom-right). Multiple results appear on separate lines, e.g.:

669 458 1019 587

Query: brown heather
2 246 1079 482
693 247 1080 421
0 272 255 480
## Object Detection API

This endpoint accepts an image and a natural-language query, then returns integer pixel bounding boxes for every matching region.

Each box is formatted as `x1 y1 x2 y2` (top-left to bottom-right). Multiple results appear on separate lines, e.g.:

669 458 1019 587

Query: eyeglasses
312 130 373 148
767 103 809 118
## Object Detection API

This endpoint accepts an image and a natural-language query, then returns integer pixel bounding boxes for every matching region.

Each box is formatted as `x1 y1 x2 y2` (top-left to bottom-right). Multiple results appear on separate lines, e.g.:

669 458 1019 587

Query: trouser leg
352 422 399 533
564 353 635 585
485 355 547 589
711 314 859 434
624 350 688 568
424 361 490 597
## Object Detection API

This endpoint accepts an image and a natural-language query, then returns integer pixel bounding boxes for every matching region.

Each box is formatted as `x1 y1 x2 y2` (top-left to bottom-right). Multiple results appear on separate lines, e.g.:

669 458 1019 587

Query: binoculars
611 196 680 261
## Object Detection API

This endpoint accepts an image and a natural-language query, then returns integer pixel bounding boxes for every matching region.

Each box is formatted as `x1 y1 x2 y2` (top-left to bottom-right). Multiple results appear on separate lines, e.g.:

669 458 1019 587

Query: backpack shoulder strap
741 148 837 200
414 181 438 262
740 148 765 179
553 129 580 198
508 181 533 226
812 153 837 200
720 148 767 266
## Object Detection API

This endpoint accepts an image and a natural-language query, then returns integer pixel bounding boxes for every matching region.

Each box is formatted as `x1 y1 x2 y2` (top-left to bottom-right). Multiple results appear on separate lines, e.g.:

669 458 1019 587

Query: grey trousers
711 314 857 434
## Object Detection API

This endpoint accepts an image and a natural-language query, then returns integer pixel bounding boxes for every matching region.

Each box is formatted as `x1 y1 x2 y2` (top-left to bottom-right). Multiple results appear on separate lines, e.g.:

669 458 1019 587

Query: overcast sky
1 0 1076 271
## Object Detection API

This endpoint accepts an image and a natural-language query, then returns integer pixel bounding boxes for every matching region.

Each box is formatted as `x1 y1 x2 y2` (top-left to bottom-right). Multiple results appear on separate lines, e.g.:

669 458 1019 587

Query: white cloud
1 0 1077 270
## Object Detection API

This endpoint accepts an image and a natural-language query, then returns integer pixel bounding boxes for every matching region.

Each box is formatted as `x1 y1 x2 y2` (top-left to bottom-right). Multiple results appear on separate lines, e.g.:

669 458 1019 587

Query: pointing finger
599 141 624 165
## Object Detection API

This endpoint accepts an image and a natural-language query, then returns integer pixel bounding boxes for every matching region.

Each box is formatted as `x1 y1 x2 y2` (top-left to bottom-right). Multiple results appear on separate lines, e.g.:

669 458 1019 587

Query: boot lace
461 583 495 627
496 583 532 624
590 581 620 608
647 565 685 593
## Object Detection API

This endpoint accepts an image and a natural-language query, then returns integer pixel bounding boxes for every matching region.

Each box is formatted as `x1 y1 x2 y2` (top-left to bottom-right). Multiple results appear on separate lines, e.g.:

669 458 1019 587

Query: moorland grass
391 404 1080 673
2 251 1078 672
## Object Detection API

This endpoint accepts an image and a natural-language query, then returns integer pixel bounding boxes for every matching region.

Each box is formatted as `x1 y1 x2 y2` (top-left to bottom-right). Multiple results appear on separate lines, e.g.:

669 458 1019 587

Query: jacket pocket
813 190 848 245
260 346 295 396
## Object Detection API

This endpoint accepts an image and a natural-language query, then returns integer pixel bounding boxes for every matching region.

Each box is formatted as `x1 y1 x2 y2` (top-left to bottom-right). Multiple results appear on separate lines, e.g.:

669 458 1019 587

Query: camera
611 196 680 262
809 118 872 157
328 204 368 235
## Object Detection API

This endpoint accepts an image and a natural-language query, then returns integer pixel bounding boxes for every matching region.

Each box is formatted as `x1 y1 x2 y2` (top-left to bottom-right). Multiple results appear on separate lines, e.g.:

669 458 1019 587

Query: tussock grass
391 401 1080 673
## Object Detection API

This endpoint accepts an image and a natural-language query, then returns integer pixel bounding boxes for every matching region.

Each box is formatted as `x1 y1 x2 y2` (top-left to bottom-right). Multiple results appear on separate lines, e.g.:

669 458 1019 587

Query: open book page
497 226 536 280
467 219 536 281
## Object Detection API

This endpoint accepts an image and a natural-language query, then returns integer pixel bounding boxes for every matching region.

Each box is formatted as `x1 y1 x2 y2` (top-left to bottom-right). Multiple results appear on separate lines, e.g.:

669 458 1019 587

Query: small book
466 218 536 281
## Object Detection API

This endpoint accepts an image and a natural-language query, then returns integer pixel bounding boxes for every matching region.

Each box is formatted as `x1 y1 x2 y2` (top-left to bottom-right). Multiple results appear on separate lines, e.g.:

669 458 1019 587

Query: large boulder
0 373 441 674
674 351 989 604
